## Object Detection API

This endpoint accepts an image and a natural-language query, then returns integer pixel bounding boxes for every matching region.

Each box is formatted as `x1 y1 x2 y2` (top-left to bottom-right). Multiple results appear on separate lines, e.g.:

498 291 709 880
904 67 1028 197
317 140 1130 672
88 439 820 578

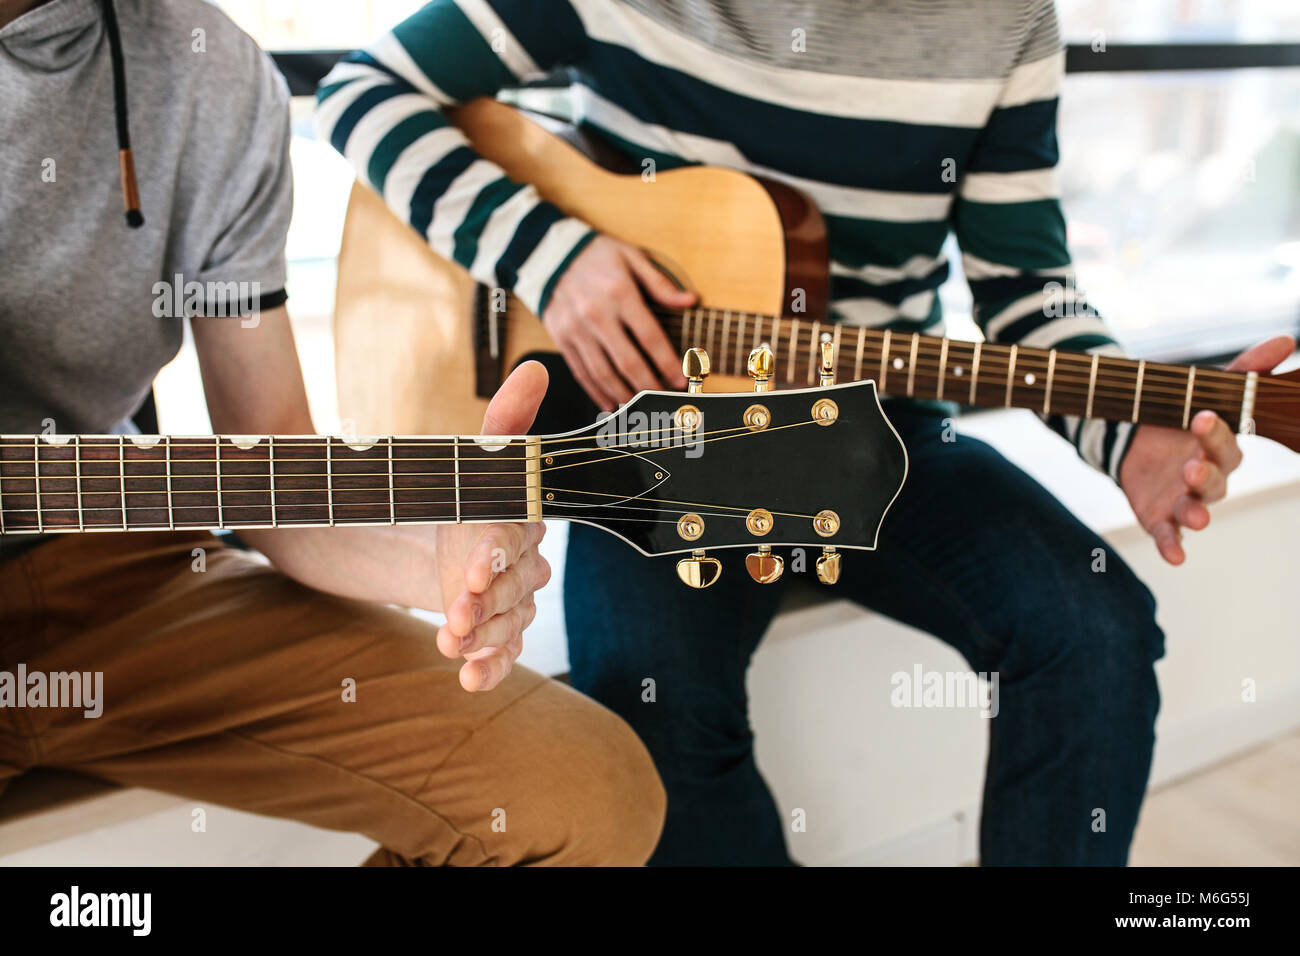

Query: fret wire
1240 370 1259 433
936 338 949 401
706 309 717 359
72 435 84 532
879 329 892 393
721 310 732 374
453 435 461 524
214 437 223 529
386 436 395 525
854 325 866 381
325 437 335 527
1182 366 1197 430
117 435 127 530
969 341 982 405
907 332 920 397
1132 360 1146 424
770 316 781 362
33 436 43 533
1043 350 1057 415
268 435 278 528
165 436 175 529
0 442 5 535
1004 344 1018 408
786 319 800 383
1085 353 1100 419
752 311 764 354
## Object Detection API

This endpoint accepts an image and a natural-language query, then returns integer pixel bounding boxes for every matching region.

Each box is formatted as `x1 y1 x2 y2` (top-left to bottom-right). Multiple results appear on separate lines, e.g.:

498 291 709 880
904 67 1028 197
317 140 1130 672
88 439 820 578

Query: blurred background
152 0 1300 434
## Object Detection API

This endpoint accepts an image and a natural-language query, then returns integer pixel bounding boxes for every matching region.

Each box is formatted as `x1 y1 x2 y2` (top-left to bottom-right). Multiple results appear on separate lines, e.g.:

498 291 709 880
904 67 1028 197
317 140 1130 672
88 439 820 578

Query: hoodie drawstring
98 0 143 228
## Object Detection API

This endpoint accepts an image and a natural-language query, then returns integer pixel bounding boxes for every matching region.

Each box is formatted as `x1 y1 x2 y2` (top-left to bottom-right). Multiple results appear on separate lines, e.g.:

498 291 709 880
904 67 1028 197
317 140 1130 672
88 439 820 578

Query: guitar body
335 97 828 435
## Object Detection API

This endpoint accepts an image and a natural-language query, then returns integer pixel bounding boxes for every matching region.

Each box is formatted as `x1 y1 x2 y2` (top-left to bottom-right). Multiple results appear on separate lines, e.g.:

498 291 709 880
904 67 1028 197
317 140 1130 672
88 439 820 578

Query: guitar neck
0 435 541 535
666 308 1256 432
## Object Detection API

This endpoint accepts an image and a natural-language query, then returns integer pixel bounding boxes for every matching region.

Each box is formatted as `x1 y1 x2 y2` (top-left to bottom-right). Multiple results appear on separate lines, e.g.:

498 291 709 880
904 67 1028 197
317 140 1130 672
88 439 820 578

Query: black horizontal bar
272 43 1300 95
1065 42 1300 73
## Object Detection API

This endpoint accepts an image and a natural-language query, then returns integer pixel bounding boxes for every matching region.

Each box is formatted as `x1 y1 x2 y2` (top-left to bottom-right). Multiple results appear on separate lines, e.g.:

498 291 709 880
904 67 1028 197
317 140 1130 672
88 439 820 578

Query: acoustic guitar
334 97 1300 455
0 361 905 588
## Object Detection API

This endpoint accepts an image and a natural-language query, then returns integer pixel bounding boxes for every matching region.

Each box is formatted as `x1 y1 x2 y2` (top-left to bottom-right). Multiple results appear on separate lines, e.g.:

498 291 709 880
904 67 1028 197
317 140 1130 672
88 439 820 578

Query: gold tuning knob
747 346 775 392
816 546 842 585
745 545 784 584
676 549 722 589
820 340 836 386
683 348 710 394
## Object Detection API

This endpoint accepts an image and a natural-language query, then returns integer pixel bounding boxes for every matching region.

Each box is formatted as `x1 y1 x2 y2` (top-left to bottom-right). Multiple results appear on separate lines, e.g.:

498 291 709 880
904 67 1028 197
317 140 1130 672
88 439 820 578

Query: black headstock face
537 380 908 558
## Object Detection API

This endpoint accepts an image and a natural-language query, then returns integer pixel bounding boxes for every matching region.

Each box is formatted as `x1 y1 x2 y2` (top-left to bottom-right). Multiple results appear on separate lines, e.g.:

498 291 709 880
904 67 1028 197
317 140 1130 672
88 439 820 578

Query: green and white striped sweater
316 0 1134 478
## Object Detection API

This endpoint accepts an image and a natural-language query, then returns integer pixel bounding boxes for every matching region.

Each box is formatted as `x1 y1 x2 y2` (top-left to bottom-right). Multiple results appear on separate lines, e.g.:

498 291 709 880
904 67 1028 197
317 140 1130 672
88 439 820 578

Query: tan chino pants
0 531 665 865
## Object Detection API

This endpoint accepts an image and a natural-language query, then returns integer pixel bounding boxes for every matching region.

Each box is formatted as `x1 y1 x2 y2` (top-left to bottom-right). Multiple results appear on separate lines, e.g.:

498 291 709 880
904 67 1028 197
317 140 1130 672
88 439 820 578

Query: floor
4 728 1296 866
1130 729 1300 866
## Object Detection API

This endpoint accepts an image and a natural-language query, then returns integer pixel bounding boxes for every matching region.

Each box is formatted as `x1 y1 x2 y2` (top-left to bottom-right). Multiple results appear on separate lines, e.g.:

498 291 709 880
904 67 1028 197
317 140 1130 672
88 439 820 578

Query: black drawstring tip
125 209 144 228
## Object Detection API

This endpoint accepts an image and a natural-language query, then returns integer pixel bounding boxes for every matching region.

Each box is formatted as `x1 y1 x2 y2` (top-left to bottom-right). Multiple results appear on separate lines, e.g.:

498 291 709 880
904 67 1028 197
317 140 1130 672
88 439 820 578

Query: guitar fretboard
668 307 1256 432
0 435 539 535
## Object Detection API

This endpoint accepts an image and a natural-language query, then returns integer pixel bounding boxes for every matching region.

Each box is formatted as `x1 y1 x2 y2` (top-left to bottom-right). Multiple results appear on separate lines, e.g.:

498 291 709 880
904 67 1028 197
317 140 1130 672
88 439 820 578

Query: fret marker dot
1024 372 1036 385
954 367 964 376
893 357 905 370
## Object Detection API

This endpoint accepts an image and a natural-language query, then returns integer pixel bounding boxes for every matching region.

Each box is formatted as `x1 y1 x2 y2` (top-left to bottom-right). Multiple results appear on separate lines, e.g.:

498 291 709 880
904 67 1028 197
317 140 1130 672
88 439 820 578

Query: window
157 0 1299 434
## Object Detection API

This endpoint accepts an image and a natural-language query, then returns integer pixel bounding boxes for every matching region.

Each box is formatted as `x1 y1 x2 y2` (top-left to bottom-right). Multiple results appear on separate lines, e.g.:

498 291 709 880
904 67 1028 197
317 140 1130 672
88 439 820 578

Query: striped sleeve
315 0 597 316
950 3 1134 482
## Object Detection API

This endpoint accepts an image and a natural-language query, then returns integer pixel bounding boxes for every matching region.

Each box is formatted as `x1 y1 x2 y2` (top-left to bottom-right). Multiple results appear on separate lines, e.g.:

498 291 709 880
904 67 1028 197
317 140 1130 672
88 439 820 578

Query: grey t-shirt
0 0 292 558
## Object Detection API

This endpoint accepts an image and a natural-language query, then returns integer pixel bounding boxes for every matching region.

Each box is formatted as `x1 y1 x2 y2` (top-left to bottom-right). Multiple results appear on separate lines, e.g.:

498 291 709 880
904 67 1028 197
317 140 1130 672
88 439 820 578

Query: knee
1003 546 1165 687
1070 553 1165 670
550 703 666 865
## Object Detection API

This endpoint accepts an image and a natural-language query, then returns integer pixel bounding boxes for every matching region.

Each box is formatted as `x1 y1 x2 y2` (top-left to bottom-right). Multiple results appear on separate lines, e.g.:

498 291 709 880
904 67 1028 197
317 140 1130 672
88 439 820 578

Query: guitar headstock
537 345 908 588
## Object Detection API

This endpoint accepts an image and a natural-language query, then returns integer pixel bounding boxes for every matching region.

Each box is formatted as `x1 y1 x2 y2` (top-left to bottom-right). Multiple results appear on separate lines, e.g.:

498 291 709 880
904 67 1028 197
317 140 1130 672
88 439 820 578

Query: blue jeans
564 401 1165 865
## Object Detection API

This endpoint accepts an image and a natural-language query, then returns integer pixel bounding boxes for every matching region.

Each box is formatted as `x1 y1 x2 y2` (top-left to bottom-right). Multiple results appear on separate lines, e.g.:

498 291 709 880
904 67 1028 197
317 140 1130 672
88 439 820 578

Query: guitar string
0 419 834 521
655 315 1300 402
0 498 792 524
0 488 821 523
0 419 823 495
4 357 1290 471
653 309 1300 391
0 419 815 472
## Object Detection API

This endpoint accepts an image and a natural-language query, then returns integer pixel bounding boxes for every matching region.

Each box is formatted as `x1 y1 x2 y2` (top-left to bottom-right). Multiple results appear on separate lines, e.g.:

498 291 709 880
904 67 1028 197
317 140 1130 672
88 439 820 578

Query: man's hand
196 310 552 692
1119 335 1295 565
435 360 553 691
543 234 695 411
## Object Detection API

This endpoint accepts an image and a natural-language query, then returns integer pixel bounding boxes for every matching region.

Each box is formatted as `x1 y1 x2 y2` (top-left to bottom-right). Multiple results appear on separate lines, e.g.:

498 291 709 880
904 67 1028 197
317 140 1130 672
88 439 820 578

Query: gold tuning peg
677 549 722 589
747 345 774 393
820 340 836 386
816 546 842 585
683 348 710 394
745 545 784 584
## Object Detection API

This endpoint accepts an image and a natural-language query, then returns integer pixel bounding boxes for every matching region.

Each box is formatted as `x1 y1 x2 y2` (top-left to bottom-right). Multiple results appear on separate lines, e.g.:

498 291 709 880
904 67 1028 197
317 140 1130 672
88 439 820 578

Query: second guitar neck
665 307 1256 433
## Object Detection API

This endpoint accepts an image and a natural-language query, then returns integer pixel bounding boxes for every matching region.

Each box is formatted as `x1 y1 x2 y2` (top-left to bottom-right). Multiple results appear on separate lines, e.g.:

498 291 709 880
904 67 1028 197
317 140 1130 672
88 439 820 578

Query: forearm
192 307 442 609
238 523 443 611
315 0 595 315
